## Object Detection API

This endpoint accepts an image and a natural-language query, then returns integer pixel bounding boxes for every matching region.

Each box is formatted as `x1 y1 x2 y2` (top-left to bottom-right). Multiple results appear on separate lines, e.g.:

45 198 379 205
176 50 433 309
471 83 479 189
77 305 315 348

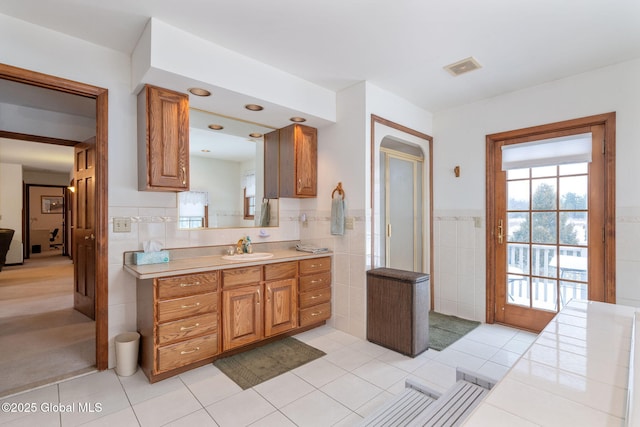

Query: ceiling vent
444 57 482 76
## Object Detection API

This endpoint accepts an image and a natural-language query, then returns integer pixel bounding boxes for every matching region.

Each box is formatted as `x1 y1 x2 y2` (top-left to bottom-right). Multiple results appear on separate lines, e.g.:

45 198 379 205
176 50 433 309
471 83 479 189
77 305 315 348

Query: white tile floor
0 324 537 427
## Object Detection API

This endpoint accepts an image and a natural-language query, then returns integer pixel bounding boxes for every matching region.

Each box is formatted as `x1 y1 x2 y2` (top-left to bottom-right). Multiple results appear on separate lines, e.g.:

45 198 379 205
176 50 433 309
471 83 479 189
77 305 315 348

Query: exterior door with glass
488 119 612 332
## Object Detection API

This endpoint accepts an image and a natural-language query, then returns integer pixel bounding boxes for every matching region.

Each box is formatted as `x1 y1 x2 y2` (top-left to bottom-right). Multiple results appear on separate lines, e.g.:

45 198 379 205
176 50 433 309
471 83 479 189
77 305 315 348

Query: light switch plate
113 217 131 233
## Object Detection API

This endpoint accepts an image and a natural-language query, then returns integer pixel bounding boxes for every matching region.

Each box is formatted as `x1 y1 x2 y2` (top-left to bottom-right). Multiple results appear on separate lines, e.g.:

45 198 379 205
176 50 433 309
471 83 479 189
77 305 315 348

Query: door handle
84 234 95 240
497 219 503 244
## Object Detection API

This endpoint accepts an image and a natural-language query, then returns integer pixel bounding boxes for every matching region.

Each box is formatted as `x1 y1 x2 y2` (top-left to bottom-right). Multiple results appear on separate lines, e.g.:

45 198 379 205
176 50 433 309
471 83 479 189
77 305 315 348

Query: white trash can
115 332 140 376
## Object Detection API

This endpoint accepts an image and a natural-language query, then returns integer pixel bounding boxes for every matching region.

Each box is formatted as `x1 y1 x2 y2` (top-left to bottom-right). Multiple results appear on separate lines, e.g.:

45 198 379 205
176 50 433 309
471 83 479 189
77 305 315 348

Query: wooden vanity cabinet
221 262 298 351
264 261 298 337
138 271 220 382
137 84 190 191
221 266 263 351
299 257 332 327
137 255 331 382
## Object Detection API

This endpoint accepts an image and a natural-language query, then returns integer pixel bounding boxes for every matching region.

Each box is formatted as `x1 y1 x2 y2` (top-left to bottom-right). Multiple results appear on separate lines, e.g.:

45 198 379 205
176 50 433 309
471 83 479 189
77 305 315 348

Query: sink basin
221 252 274 262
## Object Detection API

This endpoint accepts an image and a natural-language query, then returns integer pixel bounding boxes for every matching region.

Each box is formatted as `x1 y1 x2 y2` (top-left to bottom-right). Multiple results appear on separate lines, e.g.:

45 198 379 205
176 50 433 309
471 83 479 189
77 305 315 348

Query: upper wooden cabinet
137 84 190 191
264 123 317 198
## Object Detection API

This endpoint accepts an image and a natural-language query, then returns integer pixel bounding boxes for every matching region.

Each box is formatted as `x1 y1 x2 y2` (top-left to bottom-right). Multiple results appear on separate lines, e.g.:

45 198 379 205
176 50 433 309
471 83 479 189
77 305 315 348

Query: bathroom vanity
124 244 332 383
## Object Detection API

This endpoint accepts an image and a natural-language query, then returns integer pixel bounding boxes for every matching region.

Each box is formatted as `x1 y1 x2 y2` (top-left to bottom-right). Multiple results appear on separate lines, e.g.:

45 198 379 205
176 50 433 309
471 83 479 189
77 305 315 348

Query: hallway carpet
0 255 95 397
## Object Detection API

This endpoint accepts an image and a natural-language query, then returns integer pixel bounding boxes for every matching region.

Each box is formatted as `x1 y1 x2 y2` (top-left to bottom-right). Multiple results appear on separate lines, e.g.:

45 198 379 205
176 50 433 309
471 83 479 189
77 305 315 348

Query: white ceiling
1 0 639 113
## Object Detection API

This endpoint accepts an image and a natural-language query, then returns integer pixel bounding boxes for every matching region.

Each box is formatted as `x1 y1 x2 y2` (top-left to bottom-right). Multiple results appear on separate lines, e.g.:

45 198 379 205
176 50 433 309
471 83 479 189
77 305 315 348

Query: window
178 191 208 229
243 170 256 220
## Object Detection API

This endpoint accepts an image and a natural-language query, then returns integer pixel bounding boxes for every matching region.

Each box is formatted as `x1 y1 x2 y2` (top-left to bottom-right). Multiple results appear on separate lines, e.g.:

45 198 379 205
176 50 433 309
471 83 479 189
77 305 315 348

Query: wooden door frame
370 115 434 308
485 112 616 324
0 63 109 370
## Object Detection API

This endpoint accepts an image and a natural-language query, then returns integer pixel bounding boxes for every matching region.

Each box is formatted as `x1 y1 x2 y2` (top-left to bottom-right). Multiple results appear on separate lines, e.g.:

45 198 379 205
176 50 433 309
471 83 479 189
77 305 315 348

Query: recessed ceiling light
188 88 211 96
245 104 264 111
444 57 482 77
208 124 224 130
290 117 306 123
249 133 263 138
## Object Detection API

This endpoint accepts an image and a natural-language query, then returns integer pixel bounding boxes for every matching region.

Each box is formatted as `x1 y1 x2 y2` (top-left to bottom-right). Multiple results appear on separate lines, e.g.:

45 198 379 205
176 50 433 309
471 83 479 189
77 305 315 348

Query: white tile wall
433 212 486 322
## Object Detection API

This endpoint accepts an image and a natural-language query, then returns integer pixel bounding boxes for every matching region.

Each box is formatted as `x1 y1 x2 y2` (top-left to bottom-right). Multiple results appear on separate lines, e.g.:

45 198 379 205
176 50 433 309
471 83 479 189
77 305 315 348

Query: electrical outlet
474 217 482 228
345 216 354 230
113 217 131 233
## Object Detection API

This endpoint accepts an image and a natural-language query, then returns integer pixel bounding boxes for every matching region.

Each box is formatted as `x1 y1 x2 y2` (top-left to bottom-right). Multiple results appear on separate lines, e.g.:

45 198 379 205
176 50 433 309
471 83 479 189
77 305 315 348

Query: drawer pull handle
310 294 323 299
181 302 201 309
180 347 200 355
310 279 323 284
180 323 200 331
180 281 201 287
311 311 323 317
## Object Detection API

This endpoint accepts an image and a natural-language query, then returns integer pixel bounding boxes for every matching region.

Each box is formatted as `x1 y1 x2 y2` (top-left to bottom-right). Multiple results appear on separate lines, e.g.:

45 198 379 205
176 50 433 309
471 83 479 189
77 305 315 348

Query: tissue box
134 251 170 265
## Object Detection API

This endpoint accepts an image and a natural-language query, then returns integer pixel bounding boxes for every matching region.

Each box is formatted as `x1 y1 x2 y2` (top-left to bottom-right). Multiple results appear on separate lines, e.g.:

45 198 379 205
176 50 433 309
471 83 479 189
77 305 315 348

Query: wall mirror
180 108 278 229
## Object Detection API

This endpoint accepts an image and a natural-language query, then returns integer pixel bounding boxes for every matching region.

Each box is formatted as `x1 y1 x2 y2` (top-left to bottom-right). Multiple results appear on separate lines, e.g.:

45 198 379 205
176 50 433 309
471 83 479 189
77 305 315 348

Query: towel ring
331 182 345 200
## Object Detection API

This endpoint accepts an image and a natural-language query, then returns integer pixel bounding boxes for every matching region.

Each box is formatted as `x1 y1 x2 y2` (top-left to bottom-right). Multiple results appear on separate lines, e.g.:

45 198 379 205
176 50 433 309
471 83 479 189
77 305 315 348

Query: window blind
501 133 592 171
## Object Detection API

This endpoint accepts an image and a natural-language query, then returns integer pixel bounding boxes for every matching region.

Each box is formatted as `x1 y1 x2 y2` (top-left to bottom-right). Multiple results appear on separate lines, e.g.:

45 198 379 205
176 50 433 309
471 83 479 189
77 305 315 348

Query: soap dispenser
246 236 253 254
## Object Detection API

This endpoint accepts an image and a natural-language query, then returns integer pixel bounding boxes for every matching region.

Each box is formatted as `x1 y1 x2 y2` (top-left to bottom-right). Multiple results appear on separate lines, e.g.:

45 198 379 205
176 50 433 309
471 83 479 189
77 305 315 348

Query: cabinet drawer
157 292 217 323
222 266 262 288
299 257 331 275
264 261 297 281
299 272 331 292
157 313 218 345
157 333 218 373
299 287 331 309
299 302 331 327
157 272 218 300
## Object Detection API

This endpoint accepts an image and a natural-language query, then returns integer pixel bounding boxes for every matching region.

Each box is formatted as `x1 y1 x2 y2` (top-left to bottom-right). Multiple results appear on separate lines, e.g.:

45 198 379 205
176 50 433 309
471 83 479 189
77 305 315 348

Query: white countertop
123 248 332 279
463 300 635 426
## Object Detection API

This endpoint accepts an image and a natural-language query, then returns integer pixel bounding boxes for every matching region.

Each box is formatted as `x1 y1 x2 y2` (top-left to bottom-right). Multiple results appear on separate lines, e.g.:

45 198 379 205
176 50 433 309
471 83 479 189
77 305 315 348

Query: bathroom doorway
0 64 109 395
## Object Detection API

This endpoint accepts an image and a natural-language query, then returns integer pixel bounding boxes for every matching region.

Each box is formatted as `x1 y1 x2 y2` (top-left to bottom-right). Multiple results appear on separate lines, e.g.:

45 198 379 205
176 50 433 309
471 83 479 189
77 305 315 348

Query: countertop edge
123 249 332 280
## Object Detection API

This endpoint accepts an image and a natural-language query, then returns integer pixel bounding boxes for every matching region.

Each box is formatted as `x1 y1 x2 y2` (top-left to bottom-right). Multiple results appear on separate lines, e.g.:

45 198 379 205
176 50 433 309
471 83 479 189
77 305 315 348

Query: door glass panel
560 280 587 308
508 180 529 210
507 243 530 275
531 212 557 244
560 176 588 207
560 163 588 175
507 275 530 307
532 179 557 210
532 244 557 278
507 212 529 243
531 165 557 178
532 278 558 311
505 160 589 314
507 168 529 180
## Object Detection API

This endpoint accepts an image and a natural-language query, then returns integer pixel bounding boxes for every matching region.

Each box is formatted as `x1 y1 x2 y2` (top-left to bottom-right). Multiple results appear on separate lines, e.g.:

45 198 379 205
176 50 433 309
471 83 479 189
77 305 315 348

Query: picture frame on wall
41 196 64 214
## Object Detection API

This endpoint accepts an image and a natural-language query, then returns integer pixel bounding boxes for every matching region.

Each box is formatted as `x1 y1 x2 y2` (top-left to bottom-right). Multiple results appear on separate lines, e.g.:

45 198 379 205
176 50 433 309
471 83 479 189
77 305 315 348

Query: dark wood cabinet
137 84 190 191
264 124 317 198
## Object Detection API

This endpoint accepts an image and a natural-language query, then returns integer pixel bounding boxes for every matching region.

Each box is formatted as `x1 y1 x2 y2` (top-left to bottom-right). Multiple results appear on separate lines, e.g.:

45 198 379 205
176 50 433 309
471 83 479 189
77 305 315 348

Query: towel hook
331 182 345 200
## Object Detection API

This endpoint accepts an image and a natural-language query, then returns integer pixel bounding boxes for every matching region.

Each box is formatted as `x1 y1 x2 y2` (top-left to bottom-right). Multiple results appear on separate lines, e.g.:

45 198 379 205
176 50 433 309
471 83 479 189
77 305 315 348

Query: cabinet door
279 124 317 198
294 125 317 197
138 85 189 191
222 285 263 351
265 278 297 337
